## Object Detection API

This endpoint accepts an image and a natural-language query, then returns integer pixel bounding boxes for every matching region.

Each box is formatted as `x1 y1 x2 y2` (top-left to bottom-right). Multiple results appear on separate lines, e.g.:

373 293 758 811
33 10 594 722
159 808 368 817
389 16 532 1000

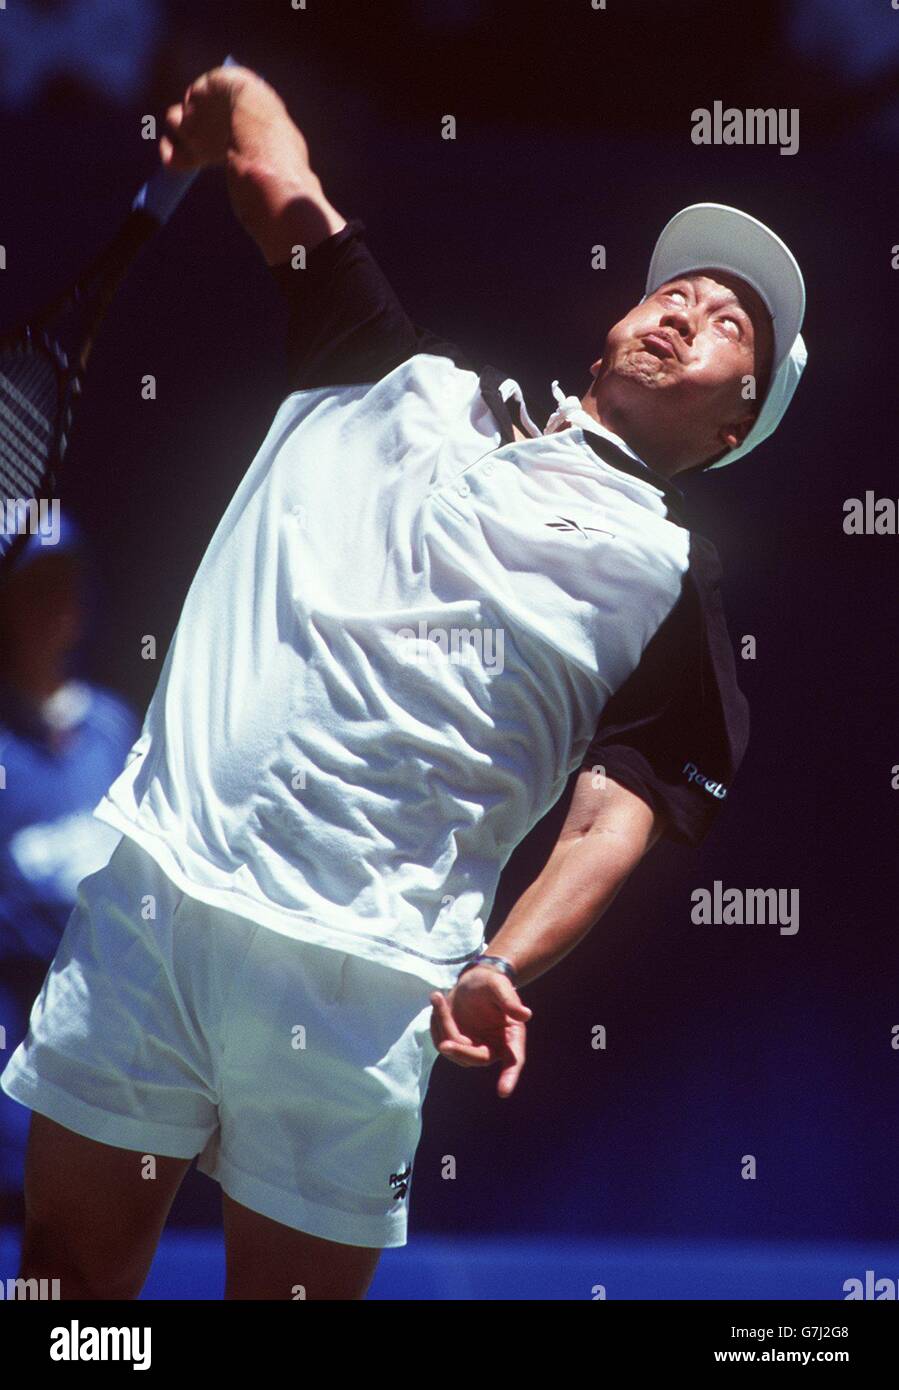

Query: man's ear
718 409 756 452
589 358 602 378
705 405 759 469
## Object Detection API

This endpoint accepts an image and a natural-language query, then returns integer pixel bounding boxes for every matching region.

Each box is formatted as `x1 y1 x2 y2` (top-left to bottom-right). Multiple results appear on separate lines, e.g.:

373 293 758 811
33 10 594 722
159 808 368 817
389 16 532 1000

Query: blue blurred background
1 0 898 1298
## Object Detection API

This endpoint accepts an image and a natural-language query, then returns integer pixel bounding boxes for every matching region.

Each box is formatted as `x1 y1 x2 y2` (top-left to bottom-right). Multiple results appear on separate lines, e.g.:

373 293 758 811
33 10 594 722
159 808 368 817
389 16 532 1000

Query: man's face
587 268 775 474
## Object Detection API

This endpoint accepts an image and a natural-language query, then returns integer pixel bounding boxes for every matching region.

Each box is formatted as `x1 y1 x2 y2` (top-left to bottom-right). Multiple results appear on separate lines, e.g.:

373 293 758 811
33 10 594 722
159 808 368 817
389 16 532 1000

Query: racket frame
0 54 238 578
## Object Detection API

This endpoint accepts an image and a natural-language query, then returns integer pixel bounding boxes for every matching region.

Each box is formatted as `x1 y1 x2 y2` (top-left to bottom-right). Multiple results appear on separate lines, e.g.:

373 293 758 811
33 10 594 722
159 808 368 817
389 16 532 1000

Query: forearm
221 75 347 263
241 167 347 266
486 824 654 988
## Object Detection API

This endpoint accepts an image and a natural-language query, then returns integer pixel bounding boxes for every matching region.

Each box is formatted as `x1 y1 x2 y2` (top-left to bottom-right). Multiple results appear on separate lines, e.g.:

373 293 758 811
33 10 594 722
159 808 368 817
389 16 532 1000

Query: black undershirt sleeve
578 534 750 847
268 217 475 390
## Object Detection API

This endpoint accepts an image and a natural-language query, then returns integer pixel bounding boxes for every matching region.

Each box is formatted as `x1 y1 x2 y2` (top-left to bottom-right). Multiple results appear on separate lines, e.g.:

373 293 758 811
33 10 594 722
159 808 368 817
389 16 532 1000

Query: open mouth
641 333 677 360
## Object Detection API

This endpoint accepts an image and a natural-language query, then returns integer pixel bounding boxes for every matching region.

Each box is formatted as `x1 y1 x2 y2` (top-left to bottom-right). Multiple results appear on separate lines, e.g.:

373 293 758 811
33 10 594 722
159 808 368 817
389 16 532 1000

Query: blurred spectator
0 516 139 1204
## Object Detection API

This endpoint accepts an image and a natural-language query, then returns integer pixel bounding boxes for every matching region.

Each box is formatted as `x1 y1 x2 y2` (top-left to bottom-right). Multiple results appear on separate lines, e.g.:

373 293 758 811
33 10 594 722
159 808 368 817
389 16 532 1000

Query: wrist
458 954 520 990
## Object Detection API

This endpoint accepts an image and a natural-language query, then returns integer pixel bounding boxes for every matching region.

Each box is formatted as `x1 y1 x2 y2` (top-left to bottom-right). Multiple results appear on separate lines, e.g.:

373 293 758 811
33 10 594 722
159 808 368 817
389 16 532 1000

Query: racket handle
131 54 240 225
132 166 201 225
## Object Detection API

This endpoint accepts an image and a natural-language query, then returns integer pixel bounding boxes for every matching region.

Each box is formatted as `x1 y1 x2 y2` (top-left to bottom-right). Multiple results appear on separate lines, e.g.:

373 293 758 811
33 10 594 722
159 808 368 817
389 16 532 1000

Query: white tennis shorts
0 833 442 1248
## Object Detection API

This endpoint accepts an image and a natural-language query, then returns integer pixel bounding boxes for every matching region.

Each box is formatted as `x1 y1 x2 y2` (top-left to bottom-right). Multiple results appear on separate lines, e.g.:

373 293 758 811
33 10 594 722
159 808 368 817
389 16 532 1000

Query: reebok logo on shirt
545 515 615 540
683 761 727 798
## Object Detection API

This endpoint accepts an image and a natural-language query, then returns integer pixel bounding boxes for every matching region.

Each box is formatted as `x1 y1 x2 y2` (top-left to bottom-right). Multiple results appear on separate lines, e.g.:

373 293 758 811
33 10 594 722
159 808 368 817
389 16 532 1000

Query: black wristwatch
458 954 519 990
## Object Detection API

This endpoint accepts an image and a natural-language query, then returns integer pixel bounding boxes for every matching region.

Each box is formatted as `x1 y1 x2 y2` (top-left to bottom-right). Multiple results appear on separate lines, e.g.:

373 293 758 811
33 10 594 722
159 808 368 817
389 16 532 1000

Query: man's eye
717 317 740 335
664 290 687 304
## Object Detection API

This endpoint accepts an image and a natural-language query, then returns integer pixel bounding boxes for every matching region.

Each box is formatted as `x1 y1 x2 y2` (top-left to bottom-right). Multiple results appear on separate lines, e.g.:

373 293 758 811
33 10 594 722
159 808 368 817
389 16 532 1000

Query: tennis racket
0 54 238 577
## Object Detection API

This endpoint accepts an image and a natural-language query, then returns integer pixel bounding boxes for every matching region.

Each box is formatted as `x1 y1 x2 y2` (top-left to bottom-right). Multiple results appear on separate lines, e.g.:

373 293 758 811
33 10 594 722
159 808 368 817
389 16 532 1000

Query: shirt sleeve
577 533 750 847
267 217 475 390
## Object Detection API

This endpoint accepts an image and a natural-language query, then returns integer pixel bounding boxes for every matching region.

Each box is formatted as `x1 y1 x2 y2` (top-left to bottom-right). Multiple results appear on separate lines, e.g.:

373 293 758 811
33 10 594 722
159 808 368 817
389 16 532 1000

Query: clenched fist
160 63 346 263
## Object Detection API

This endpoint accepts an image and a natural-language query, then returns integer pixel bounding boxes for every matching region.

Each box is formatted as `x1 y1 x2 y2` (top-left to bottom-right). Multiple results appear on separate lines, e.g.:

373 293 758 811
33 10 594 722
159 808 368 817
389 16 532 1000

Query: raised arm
160 63 347 263
161 63 474 390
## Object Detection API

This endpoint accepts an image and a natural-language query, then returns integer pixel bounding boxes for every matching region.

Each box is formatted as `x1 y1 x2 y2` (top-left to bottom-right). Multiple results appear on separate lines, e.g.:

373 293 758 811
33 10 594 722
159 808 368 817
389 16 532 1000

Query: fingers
194 62 254 88
161 67 247 173
490 973 533 1022
496 1022 527 1099
184 72 211 105
184 67 229 103
184 63 254 109
429 992 491 1066
159 103 198 172
436 1038 494 1066
428 989 531 1084
429 991 468 1045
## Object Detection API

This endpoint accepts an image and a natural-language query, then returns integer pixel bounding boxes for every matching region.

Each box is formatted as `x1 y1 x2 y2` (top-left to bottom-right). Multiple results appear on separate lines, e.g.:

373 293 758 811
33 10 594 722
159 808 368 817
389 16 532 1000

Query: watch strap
458 954 519 989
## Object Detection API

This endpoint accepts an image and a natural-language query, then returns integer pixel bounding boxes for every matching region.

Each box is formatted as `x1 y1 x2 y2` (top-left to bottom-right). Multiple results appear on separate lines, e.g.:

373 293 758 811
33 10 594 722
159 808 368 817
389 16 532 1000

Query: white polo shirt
94 220 749 988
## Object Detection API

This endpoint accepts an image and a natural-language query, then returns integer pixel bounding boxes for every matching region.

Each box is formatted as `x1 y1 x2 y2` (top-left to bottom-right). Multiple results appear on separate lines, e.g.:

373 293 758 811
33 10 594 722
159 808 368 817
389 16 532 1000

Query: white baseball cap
642 202 808 469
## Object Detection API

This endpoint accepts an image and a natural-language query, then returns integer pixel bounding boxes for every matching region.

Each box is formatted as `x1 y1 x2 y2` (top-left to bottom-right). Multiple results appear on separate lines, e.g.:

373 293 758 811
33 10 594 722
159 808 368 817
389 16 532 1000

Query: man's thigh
20 1112 192 1299
197 933 440 1254
222 1191 382 1300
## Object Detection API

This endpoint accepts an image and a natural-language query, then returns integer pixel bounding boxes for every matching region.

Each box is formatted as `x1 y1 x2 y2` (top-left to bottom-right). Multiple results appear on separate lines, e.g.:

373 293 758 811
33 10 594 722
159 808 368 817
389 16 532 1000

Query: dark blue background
2 0 897 1245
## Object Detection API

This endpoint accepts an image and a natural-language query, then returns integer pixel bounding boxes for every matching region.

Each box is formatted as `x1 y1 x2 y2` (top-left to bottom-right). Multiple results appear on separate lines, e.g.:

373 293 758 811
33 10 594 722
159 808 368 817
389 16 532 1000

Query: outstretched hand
429 966 533 1098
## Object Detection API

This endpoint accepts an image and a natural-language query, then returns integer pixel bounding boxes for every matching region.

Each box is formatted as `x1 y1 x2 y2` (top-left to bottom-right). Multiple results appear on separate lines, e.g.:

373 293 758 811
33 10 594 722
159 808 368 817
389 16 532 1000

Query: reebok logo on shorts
389 1163 412 1200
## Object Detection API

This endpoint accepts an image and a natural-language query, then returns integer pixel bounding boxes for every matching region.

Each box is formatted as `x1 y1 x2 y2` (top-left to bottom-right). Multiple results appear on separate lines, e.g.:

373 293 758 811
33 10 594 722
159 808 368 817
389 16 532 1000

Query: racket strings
0 349 59 513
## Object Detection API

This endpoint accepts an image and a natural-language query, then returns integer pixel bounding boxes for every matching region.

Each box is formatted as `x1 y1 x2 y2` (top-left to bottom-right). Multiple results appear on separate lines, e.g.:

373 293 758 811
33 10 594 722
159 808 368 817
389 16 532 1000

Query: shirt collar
490 372 687 524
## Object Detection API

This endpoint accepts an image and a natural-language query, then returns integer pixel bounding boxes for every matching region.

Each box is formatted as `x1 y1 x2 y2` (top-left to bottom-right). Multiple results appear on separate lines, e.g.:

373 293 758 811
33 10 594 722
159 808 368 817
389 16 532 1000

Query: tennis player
0 64 807 1299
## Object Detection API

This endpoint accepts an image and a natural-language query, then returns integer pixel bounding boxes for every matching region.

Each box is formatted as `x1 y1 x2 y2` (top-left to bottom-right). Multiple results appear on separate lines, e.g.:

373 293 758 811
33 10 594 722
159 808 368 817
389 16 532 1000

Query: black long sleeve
268 218 475 390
